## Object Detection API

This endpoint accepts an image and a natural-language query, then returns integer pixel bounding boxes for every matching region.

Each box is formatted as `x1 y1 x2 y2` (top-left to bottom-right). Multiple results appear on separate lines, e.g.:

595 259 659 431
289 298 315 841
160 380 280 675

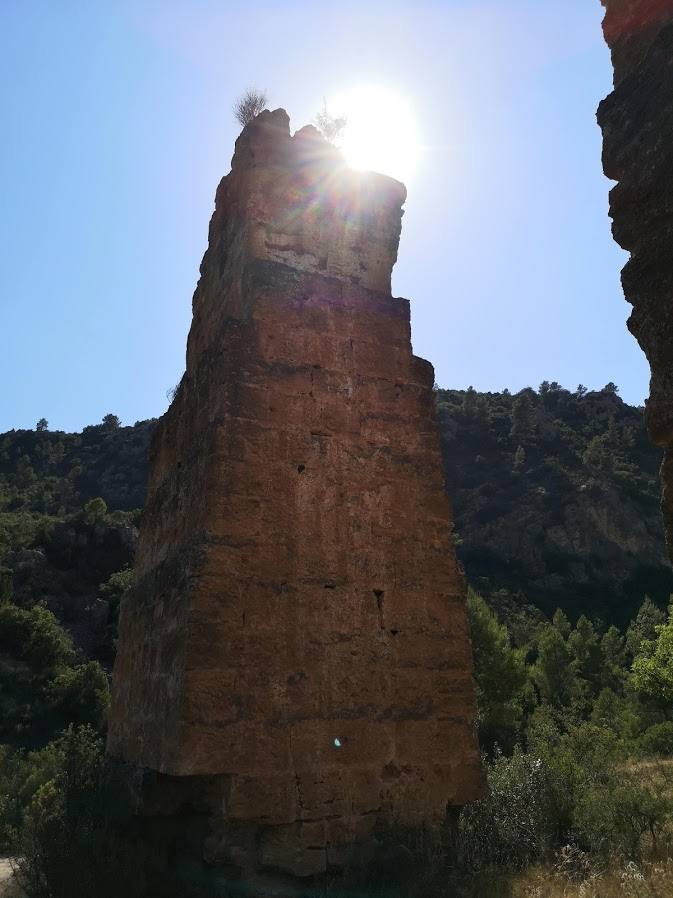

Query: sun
329 86 421 184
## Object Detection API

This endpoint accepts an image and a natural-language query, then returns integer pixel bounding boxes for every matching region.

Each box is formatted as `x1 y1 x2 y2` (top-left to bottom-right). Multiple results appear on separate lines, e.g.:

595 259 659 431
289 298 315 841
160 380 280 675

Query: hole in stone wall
333 737 343 748
324 581 336 589
373 590 384 629
297 464 305 473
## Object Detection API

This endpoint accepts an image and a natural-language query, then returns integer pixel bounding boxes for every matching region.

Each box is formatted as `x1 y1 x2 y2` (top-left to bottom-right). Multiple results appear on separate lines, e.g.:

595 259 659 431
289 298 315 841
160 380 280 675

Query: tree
467 590 528 751
101 414 120 431
631 610 673 706
600 626 627 691
474 395 490 424
0 602 75 744
234 88 267 127
532 625 578 708
510 392 534 443
98 568 133 662
48 662 110 732
513 445 526 471
314 98 347 143
626 596 664 658
0 570 12 604
36 419 48 432
17 725 147 898
602 382 619 394
462 386 477 419
568 615 601 695
575 384 588 398
84 497 107 523
552 608 571 639
15 454 36 488
582 435 611 470
590 687 636 738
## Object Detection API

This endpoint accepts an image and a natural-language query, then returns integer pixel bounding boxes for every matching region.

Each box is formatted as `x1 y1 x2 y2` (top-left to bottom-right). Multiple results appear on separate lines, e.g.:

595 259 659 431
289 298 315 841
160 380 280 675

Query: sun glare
330 86 421 184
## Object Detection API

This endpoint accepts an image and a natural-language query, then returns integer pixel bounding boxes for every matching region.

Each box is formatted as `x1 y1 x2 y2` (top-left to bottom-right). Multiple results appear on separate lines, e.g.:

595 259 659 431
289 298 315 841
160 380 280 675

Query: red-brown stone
599 1 673 557
107 108 485 880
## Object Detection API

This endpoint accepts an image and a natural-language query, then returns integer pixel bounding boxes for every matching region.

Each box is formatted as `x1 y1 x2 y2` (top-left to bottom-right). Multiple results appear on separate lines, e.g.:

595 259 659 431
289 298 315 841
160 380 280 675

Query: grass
508 858 673 898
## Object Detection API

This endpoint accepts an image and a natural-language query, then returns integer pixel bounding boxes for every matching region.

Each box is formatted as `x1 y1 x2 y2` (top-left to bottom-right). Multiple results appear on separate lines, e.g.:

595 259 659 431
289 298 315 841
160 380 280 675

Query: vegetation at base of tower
461 595 673 870
5 586 673 892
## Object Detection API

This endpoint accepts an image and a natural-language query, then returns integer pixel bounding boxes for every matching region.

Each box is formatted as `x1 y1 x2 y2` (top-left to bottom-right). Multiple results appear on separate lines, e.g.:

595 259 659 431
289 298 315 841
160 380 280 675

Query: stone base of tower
109 760 466 896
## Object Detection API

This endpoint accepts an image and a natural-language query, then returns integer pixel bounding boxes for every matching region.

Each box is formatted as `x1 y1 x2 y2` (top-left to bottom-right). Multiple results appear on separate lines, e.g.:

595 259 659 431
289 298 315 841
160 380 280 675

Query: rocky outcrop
107 110 484 885
598 0 673 554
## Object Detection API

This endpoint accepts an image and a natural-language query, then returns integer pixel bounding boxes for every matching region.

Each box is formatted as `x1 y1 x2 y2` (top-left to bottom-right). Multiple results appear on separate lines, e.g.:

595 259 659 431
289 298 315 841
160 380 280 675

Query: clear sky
0 0 650 433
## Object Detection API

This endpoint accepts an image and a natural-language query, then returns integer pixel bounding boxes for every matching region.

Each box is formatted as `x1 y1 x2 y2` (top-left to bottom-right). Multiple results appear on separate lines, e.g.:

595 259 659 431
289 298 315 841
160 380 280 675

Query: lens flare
329 86 420 183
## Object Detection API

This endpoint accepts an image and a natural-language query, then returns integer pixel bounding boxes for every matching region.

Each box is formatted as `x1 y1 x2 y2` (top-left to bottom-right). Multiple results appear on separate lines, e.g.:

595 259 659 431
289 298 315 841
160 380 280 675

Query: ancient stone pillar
598 0 673 553
108 109 484 882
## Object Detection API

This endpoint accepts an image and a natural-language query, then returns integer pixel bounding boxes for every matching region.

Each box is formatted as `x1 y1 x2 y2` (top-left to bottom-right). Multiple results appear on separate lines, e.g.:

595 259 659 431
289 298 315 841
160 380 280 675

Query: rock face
598 0 673 554
107 110 484 881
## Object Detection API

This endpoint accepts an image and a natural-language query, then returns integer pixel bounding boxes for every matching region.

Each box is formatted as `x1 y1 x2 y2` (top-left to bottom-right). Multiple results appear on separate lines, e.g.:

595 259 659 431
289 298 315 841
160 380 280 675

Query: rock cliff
107 110 484 884
598 0 673 554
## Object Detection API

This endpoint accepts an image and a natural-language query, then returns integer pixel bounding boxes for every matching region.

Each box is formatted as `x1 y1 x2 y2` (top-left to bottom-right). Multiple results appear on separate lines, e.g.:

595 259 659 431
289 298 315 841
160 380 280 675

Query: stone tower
598 0 673 555
108 110 484 882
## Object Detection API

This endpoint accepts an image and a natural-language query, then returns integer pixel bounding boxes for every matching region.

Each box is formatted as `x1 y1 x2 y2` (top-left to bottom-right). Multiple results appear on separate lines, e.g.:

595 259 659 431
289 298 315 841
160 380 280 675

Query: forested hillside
439 382 671 628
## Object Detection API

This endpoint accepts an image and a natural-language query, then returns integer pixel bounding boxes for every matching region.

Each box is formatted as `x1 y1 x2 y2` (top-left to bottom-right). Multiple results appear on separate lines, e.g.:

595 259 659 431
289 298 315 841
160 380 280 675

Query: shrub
0 601 109 746
233 88 267 127
458 748 555 869
637 721 673 757
48 661 110 731
571 776 670 859
16 726 148 898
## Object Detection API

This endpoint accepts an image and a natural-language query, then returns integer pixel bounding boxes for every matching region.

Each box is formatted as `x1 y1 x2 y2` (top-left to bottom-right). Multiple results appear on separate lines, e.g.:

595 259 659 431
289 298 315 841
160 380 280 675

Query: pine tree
625 596 665 658
552 608 571 639
101 414 120 431
462 386 478 419
569 615 601 694
510 392 534 443
467 589 528 750
600 626 627 691
532 625 578 708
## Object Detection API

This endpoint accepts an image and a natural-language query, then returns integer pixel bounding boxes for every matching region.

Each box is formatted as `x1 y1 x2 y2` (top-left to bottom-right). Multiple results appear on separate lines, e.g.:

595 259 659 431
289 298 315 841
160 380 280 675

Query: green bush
571 776 669 858
637 721 673 757
16 726 148 898
0 600 109 746
458 748 555 869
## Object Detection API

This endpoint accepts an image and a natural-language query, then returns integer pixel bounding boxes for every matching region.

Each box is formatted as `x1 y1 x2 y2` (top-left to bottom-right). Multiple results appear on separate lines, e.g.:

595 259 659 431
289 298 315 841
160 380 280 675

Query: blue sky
0 0 649 432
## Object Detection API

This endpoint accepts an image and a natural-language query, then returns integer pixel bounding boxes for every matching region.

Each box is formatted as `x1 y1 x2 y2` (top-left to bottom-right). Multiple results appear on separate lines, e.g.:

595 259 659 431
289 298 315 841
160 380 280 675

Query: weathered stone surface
108 109 484 880
598 0 673 556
